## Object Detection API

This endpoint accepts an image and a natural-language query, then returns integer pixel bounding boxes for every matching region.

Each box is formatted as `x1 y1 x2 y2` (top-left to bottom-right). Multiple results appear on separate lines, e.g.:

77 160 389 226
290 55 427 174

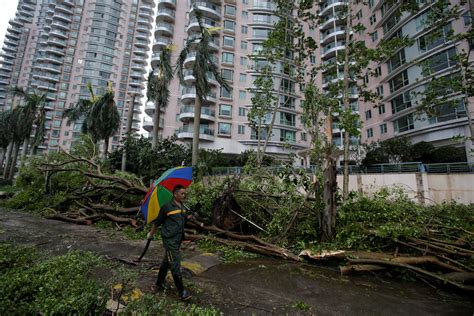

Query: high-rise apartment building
148 0 311 163
356 0 473 161
0 0 155 154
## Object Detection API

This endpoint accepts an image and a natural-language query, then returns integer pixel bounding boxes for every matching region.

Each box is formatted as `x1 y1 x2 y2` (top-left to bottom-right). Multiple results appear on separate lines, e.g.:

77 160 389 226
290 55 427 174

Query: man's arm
147 223 158 240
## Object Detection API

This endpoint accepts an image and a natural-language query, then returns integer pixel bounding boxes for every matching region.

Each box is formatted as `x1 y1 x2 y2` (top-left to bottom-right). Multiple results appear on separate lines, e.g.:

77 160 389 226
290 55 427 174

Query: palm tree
147 46 174 150
0 111 11 171
12 87 47 160
3 108 25 180
64 82 121 157
176 6 230 167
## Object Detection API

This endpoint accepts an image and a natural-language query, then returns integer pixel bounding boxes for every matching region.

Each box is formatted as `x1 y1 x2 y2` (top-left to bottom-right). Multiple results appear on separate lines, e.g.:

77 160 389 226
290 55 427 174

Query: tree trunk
151 100 161 150
121 97 135 172
3 142 13 179
20 138 29 165
0 148 5 171
8 142 20 180
103 138 109 158
322 151 337 241
342 0 353 200
192 97 202 167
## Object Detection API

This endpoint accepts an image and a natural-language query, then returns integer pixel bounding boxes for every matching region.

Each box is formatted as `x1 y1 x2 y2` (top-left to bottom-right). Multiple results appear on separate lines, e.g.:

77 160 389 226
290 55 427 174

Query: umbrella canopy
140 166 193 224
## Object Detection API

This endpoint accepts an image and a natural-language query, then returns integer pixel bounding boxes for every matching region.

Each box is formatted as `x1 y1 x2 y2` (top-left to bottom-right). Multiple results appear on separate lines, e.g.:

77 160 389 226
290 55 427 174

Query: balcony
45 46 65 56
320 27 348 44
139 8 154 19
52 20 69 30
153 36 172 48
187 17 220 33
135 31 149 41
38 54 63 64
179 106 216 122
132 47 148 56
134 39 149 48
47 37 67 47
181 87 217 103
53 12 72 23
189 34 220 51
177 125 215 141
41 63 62 73
137 17 152 27
319 0 348 17
183 52 218 67
155 22 174 36
190 1 221 20
33 72 61 83
129 79 145 89
150 52 161 68
249 1 276 12
9 19 22 27
0 78 10 85
156 8 175 22
321 42 345 59
4 38 19 47
56 4 74 15
5 31 20 41
2 45 16 53
182 69 218 86
158 0 176 7
50 28 68 39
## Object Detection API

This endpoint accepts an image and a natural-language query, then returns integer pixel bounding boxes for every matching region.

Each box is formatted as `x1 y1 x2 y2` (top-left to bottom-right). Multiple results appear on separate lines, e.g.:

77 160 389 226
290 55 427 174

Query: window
380 123 387 134
388 49 406 73
239 73 247 83
394 113 415 133
223 36 235 47
355 10 362 19
426 48 457 73
218 123 231 135
241 41 248 49
418 24 452 52
369 0 374 8
219 104 232 117
222 52 234 64
428 100 466 124
220 87 233 99
280 129 296 142
391 91 412 114
375 66 382 77
301 132 307 141
238 125 245 134
253 28 270 38
240 57 247 66
376 85 384 96
389 70 409 93
241 25 248 34
224 5 236 16
239 90 246 100
370 31 378 42
365 110 372 120
280 112 295 126
238 107 246 116
370 14 376 25
367 128 373 138
242 11 248 19
310 55 316 64
224 20 235 32
378 103 386 114
221 68 234 81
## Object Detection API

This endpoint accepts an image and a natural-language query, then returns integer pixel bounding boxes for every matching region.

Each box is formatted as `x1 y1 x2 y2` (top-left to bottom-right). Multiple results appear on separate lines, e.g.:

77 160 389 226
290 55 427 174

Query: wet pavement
1 208 472 315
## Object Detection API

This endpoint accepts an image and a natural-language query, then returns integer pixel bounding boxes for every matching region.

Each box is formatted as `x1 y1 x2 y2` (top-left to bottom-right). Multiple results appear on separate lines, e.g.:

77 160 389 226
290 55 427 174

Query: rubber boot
173 274 191 301
155 266 169 290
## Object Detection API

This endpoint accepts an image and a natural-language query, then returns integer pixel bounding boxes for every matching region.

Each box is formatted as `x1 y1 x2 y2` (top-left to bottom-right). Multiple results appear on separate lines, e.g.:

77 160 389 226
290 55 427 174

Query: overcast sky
0 1 20 48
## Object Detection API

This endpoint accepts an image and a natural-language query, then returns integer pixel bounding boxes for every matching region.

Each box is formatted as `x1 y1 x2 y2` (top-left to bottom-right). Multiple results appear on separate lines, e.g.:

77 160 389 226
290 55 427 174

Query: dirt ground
0 208 472 315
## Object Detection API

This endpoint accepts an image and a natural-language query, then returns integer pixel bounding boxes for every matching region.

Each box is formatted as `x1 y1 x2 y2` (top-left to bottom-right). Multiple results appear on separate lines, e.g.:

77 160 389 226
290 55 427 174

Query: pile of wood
39 150 147 227
300 235 474 291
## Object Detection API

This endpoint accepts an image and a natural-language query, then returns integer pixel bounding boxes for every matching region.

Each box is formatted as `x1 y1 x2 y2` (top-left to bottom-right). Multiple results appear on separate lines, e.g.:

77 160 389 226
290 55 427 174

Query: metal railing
210 162 474 176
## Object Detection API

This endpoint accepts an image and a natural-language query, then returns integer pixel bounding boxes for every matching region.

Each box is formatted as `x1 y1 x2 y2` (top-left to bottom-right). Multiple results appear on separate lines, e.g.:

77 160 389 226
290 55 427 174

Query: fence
211 162 474 176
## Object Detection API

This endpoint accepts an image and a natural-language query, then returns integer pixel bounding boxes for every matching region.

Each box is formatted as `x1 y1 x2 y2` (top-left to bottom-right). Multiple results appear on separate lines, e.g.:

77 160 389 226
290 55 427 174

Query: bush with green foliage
362 137 467 165
0 244 107 315
124 293 222 315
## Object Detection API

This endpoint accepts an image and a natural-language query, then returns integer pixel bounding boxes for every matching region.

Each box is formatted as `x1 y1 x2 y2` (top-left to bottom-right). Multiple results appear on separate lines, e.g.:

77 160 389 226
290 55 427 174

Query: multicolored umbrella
140 166 193 224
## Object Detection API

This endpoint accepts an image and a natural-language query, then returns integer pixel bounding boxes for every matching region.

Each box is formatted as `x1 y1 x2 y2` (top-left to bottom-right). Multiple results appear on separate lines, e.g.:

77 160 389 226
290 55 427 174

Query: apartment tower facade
0 0 155 154
148 0 311 162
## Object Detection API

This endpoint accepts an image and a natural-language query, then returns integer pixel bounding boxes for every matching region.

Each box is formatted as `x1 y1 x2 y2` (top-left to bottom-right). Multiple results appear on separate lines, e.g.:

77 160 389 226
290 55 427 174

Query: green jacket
154 201 187 243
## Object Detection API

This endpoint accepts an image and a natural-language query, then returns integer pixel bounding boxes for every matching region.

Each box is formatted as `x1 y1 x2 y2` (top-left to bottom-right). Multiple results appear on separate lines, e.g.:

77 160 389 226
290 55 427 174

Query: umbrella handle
134 238 152 262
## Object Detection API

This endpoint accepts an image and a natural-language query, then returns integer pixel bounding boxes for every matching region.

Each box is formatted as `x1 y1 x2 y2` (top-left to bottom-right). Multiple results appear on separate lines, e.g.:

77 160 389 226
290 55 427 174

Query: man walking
147 184 192 301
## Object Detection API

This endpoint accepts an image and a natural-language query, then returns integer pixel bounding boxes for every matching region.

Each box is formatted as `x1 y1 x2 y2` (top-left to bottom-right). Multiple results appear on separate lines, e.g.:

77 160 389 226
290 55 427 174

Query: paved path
0 209 472 315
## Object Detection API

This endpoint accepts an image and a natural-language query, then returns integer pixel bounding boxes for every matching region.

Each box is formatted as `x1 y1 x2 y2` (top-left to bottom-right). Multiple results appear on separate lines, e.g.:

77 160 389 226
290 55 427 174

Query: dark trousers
156 242 184 293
